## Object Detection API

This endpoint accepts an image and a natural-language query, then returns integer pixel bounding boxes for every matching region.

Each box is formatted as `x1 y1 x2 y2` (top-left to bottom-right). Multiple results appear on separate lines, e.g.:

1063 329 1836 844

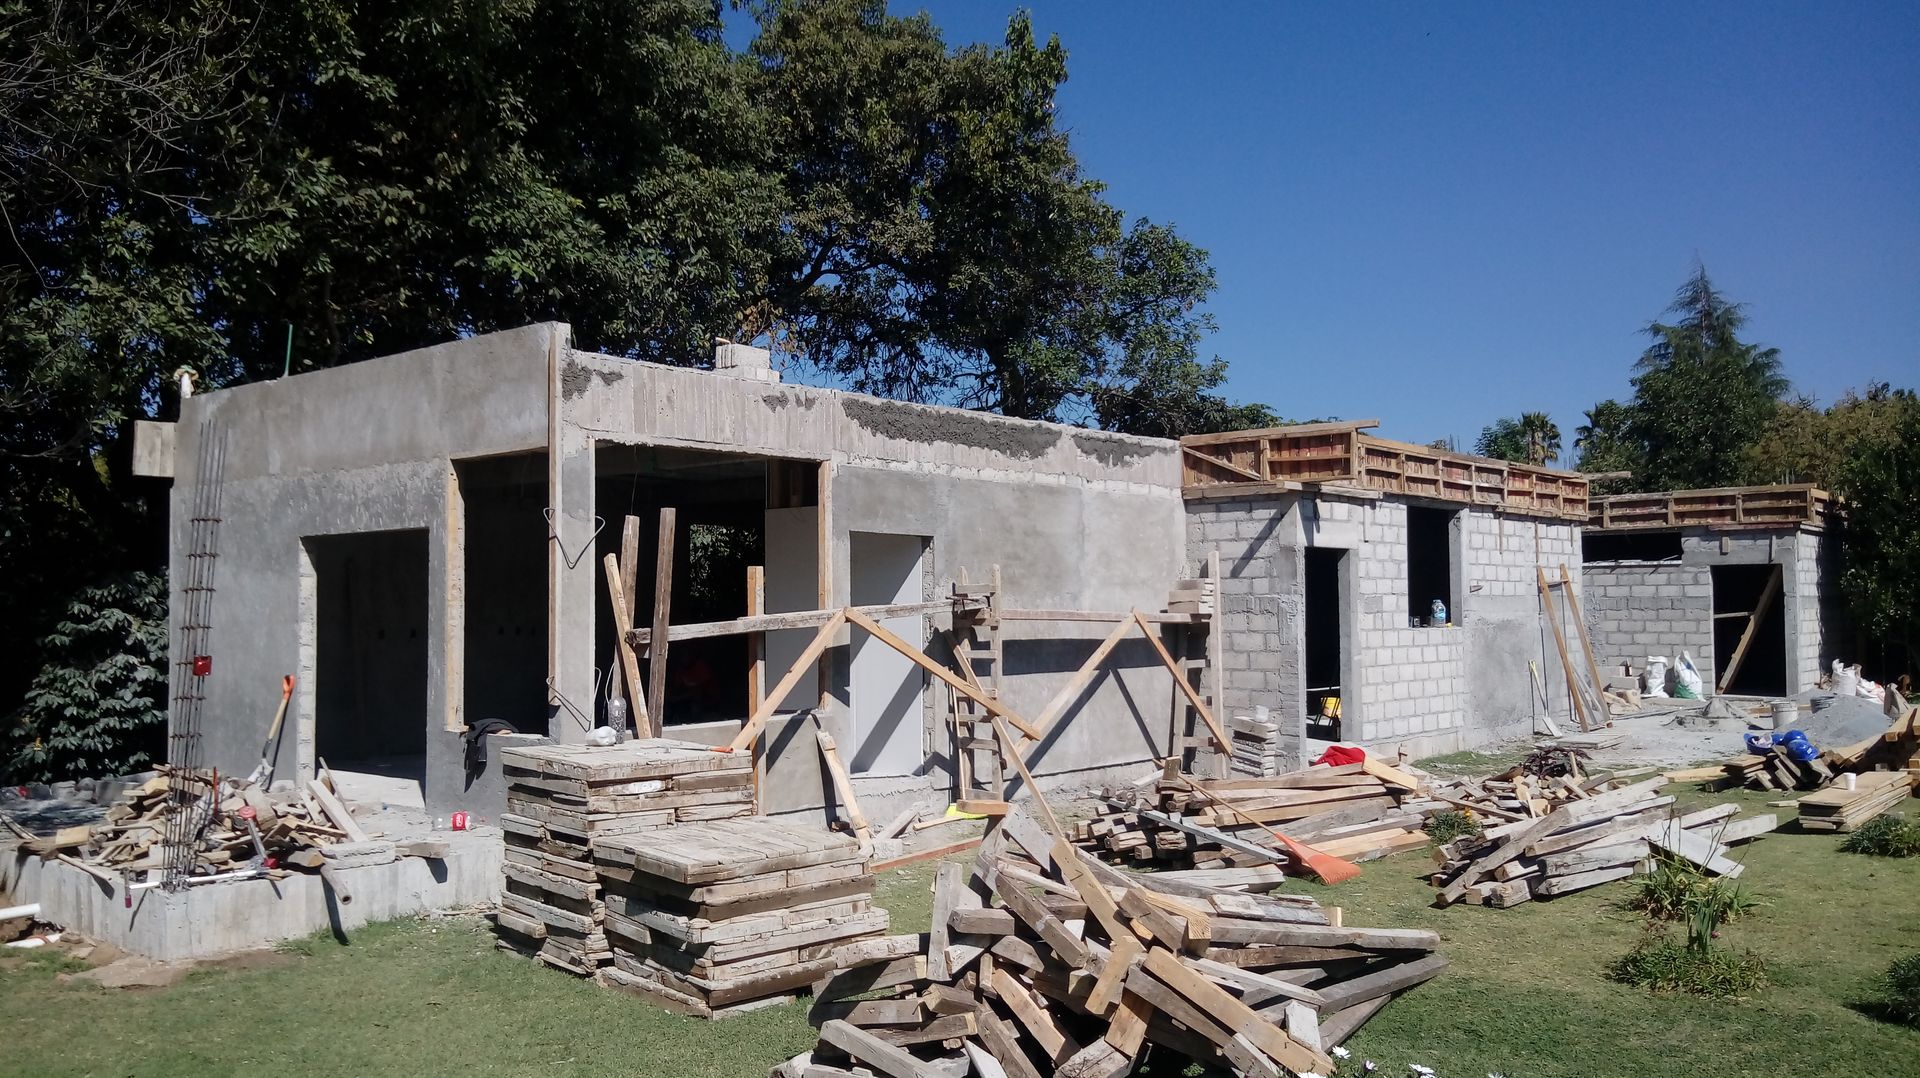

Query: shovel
247 675 296 787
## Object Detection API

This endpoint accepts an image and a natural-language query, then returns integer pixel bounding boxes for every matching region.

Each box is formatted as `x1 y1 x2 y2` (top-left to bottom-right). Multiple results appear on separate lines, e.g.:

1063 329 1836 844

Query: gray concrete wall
1581 561 1713 680
169 324 554 814
562 351 1189 816
1188 490 1581 760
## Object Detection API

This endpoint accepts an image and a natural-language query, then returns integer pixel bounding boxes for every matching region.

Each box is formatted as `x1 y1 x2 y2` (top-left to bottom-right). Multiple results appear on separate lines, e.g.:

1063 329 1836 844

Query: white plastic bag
1673 651 1704 699
1643 655 1669 698
1833 660 1861 698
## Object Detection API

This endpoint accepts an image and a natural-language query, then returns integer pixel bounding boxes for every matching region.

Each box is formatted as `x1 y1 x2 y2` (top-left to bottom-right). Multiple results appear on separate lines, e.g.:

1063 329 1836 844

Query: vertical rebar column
163 423 225 892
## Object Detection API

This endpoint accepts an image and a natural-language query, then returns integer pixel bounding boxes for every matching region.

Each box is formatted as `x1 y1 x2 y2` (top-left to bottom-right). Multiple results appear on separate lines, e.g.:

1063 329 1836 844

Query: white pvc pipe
125 867 265 894
5 932 59 949
0 902 40 920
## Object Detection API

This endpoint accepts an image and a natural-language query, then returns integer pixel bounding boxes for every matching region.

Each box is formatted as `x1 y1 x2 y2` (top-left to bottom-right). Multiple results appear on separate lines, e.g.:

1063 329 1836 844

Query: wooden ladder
950 567 1004 802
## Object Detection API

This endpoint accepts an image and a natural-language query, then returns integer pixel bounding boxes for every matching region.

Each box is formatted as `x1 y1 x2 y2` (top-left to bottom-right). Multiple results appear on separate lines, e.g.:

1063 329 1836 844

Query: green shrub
1628 854 1759 927
1839 815 1920 858
1880 953 1920 1027
1610 932 1768 997
4 572 169 783
1425 809 1483 846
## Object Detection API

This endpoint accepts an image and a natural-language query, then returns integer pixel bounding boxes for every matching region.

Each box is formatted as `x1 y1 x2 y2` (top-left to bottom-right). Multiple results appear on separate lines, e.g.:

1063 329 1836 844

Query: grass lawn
3 786 1918 1076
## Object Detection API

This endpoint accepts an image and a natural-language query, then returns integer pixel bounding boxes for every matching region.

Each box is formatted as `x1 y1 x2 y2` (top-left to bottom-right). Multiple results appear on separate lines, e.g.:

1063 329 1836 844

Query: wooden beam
647 508 676 725
745 564 765 812
816 727 872 849
1558 563 1608 716
842 607 1043 741
1130 609 1229 751
1025 616 1134 748
1536 568 1595 732
1717 564 1782 694
602 553 650 737
722 611 846 752
627 598 981 645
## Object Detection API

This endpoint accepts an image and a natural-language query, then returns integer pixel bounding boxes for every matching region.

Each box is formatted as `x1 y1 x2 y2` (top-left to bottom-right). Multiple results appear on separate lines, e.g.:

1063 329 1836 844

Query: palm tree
1518 411 1561 466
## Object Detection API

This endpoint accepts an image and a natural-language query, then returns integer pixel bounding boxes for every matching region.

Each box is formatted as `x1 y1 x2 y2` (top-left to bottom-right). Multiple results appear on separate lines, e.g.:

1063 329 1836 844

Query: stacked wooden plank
1225 713 1283 777
1075 760 1432 877
594 817 892 1017
1796 770 1918 832
776 810 1445 1078
1725 704 1918 804
494 739 752 975
1431 777 1778 908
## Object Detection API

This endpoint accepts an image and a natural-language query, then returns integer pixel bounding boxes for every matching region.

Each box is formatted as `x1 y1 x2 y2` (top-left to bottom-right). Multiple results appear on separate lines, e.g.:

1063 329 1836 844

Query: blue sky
740 3 1919 455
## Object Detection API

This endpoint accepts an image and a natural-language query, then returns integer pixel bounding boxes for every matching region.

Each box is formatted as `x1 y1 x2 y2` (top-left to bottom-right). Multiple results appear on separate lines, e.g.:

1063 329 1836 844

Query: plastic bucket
1769 700 1796 730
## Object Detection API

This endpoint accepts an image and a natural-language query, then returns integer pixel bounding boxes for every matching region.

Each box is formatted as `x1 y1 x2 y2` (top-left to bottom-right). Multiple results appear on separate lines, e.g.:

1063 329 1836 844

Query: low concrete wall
2 830 502 962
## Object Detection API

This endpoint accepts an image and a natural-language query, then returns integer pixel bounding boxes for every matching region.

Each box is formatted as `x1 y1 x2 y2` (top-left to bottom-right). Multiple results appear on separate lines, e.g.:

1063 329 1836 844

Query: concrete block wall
1581 562 1714 678
1348 498 1468 743
1184 496 1302 718
1190 489 1582 759
1793 528 1846 692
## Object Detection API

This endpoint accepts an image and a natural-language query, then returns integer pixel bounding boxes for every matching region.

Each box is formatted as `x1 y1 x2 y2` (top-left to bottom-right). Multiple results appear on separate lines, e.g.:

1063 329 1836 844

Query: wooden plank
1558 563 1609 716
816 1020 942 1078
991 967 1073 1063
1141 948 1334 1077
647 507 677 724
1025 617 1135 745
723 611 846 752
1130 609 1230 752
306 778 369 843
1716 564 1782 693
629 599 982 646
746 564 765 813
870 836 983 873
1537 567 1596 732
602 553 651 737
843 607 1043 741
815 728 872 849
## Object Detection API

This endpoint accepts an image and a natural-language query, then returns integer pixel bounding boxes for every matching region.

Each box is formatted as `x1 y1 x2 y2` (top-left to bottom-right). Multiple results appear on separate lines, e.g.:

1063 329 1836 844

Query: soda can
451 811 470 831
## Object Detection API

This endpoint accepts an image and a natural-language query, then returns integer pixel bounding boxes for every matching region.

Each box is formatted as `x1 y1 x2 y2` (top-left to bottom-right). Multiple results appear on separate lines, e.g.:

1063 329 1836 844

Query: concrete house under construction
138 324 1601 816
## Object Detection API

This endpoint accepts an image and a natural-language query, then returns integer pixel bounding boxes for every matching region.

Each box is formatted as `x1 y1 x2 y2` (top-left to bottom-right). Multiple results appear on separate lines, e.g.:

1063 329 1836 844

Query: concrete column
546 324 597 743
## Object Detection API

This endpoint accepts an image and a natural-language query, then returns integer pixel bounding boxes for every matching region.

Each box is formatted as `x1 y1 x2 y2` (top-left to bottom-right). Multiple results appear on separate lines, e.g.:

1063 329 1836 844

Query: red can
450 811 470 831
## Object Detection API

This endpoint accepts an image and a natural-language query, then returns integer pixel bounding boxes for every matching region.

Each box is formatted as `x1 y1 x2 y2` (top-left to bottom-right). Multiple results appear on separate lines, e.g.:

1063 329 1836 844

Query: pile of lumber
4 764 381 889
1796 770 1919 832
776 809 1446 1078
1724 703 1919 813
1423 748 1624 822
494 739 752 975
1074 759 1432 877
1431 777 1778 908
594 817 891 1017
1226 713 1284 778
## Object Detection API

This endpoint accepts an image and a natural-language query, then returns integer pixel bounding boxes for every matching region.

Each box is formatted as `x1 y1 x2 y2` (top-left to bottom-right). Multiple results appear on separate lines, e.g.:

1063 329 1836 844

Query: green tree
1575 399 1642 482
1742 384 1914 489
1623 266 1789 490
1519 411 1562 465
1475 417 1527 462
1831 394 1920 670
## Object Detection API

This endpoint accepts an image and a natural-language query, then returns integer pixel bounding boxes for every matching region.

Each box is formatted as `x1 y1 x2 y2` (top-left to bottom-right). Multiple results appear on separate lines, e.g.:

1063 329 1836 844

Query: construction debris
1430 776 1777 908
4 765 371 888
1075 759 1432 878
493 739 753 975
596 817 893 1017
1721 703 1919 829
776 808 1445 1078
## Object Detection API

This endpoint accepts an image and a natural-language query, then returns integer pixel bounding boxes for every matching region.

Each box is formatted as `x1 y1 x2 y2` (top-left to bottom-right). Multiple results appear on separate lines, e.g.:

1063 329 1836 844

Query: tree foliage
1574 399 1642 489
1 0 1273 763
5 572 170 782
1622 267 1790 490
1742 384 1914 489
1475 412 1560 466
1831 393 1920 666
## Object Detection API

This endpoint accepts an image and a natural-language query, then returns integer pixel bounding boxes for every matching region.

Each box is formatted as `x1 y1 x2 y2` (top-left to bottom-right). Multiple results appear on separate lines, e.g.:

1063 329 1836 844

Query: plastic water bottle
1430 599 1448 626
606 696 629 740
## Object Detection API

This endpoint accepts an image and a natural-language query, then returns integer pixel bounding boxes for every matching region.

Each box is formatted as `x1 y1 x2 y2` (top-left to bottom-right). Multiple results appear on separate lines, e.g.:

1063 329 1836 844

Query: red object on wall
1311 745 1367 767
191 655 212 677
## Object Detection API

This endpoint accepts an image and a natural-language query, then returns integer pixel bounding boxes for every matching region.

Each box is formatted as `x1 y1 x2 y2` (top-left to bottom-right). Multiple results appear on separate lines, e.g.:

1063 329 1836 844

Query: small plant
1628 853 1758 927
1839 814 1920 858
1424 809 1482 846
1609 930 1768 997
1879 953 1920 1027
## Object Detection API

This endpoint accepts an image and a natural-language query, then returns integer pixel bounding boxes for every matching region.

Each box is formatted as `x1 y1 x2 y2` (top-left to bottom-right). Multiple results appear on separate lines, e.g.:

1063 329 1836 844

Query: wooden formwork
1587 484 1831 531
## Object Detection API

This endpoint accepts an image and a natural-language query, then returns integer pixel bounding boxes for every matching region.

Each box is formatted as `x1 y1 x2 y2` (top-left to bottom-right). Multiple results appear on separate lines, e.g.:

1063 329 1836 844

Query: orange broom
1171 773 1362 885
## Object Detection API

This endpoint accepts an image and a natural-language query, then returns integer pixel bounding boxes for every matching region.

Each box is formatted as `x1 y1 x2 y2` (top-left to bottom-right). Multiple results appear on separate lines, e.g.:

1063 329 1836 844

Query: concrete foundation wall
1188 491 1579 761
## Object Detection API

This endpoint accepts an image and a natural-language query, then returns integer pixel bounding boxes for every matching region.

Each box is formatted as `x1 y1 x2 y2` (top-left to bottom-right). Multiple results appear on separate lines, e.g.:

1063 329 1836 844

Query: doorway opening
309 529 429 802
458 452 550 734
594 445 819 728
1304 547 1346 739
1711 564 1787 696
848 531 931 775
